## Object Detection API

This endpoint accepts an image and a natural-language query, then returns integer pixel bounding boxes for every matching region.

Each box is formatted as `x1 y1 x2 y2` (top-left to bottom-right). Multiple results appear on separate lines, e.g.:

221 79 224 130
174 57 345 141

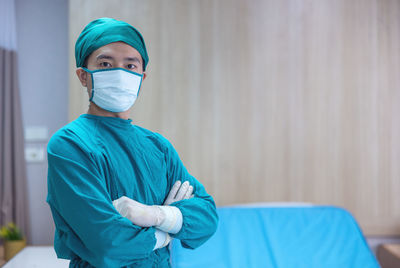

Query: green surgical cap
75 18 149 70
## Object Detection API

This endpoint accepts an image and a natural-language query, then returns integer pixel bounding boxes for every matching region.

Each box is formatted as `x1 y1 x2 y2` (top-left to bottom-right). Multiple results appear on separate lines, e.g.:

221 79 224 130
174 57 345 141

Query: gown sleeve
47 131 157 268
157 134 219 249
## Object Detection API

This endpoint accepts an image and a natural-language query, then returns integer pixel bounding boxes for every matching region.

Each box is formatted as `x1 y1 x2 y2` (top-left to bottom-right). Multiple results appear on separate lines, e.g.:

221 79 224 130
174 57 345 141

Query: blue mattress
170 205 379 268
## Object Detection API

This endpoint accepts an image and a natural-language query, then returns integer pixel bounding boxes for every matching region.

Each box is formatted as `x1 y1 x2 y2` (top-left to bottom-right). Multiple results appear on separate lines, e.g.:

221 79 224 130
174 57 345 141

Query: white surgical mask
83 67 143 113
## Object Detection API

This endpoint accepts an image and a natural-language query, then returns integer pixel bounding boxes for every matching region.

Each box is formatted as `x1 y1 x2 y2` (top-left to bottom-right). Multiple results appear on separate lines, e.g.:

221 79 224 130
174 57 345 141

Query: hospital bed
170 204 380 268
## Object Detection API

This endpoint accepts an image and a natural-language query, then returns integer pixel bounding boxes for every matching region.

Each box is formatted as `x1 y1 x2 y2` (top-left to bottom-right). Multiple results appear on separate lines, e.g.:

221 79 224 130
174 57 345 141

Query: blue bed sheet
170 206 379 268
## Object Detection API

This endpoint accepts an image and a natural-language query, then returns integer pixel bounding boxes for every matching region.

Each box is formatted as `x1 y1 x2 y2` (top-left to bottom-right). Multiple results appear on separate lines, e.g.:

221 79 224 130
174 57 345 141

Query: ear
137 72 147 97
76 68 88 87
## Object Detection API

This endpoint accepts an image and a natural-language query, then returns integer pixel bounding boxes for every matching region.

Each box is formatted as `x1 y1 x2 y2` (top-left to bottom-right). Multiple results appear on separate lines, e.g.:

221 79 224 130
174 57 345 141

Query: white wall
16 0 68 245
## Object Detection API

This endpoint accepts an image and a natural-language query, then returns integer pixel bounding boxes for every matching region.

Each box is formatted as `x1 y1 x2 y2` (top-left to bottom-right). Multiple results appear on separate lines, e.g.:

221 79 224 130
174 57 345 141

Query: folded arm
158 134 219 249
112 180 194 247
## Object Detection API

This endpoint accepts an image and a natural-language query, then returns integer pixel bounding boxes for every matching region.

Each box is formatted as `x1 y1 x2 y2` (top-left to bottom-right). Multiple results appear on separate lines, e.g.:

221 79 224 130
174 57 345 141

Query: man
47 18 218 268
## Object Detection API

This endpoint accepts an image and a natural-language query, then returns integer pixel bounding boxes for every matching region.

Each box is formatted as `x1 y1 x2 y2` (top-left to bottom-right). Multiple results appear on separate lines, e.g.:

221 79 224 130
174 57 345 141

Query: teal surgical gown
46 114 218 268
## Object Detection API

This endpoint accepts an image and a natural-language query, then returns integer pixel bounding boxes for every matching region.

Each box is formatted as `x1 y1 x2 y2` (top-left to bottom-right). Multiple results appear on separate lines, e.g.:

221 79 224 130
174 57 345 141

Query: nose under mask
83 67 143 113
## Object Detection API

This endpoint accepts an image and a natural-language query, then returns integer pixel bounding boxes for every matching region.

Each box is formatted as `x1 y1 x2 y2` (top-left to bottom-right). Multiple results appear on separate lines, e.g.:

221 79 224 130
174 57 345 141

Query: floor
0 246 69 268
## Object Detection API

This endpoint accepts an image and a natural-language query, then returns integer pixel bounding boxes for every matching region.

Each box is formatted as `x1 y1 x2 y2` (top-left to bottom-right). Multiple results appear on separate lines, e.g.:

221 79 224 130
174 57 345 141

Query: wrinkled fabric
75 18 149 70
47 114 218 268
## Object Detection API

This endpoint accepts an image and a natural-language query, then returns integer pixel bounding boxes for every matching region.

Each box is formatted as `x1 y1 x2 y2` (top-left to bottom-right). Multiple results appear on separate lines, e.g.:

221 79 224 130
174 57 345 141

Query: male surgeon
46 18 218 268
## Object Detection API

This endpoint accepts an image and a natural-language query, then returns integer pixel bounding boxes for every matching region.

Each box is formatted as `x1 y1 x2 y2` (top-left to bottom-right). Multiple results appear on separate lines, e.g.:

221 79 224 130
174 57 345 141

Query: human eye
126 63 137 70
99 62 112 68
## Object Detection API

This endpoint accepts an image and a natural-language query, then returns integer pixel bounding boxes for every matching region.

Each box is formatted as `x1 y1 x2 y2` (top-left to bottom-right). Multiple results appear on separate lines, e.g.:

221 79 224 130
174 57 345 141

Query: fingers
164 180 181 205
164 180 195 205
112 195 128 209
175 181 190 200
170 180 182 198
184 185 193 199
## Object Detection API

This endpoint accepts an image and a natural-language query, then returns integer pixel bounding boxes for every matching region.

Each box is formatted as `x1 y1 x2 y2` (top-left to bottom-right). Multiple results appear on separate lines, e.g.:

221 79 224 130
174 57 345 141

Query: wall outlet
25 146 45 163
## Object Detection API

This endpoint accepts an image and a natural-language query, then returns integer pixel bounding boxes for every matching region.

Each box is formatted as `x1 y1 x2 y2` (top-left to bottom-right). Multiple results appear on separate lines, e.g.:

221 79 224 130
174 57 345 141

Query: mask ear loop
137 74 144 97
82 67 95 101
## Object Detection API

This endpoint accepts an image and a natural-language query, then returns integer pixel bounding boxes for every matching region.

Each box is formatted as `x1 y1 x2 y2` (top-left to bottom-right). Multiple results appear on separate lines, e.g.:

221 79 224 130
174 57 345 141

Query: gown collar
81 114 133 130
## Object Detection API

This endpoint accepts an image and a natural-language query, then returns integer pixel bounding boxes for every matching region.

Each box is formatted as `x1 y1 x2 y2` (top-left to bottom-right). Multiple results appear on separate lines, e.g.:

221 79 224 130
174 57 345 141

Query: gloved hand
113 181 194 232
163 180 194 205
154 229 172 250
113 196 165 227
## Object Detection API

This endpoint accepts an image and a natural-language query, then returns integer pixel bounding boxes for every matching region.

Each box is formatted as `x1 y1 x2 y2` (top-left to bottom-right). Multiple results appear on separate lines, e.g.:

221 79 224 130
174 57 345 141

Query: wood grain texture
69 0 400 235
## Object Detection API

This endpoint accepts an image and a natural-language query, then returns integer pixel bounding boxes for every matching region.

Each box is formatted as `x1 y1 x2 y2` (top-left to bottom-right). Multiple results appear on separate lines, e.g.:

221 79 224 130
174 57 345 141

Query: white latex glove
113 196 183 233
163 180 194 205
113 196 165 227
154 229 172 250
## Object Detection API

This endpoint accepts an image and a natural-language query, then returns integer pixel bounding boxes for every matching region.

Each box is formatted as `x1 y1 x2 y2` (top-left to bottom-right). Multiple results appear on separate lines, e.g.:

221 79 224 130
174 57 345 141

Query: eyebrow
124 57 141 63
96 54 114 61
96 54 141 63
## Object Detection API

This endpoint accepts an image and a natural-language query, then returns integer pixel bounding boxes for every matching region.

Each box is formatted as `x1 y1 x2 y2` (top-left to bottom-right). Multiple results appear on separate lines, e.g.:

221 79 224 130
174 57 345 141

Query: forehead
89 41 141 61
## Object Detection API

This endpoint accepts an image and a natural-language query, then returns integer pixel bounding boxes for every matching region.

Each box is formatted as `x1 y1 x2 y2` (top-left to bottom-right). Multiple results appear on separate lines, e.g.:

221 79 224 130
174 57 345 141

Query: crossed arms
113 180 194 249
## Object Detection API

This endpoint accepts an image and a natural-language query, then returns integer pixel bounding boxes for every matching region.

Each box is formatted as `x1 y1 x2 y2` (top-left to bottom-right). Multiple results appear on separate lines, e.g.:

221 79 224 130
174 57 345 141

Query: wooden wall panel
69 0 400 235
